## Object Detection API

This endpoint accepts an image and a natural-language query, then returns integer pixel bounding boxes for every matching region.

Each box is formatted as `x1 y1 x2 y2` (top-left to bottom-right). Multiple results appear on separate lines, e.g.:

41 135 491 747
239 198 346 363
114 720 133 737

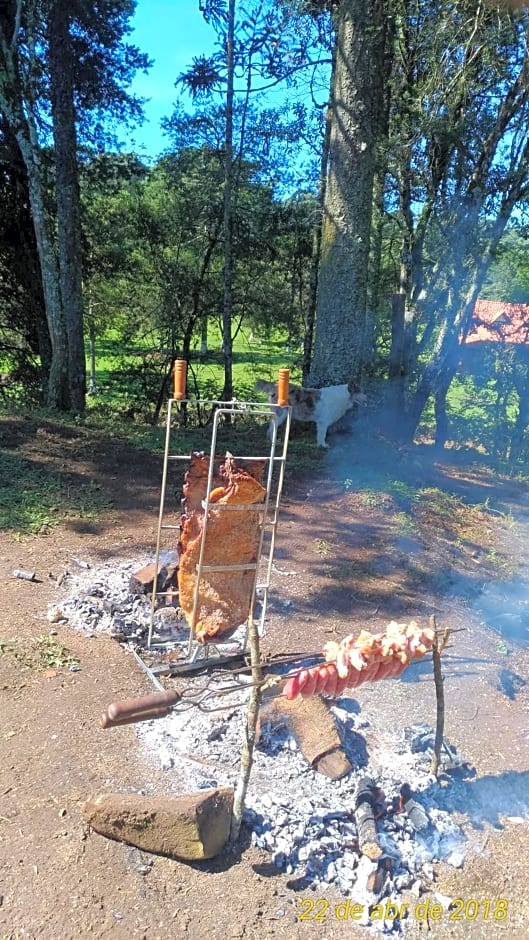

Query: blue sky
124 0 217 158
124 0 327 162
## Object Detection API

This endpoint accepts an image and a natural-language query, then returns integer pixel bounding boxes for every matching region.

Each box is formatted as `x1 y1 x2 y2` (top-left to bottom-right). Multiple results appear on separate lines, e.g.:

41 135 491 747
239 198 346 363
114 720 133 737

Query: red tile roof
464 299 529 344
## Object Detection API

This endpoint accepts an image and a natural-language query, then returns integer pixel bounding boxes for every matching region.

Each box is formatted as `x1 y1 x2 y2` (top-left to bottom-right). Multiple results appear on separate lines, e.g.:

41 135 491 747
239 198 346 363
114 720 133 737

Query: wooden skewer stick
230 611 263 842
430 614 451 776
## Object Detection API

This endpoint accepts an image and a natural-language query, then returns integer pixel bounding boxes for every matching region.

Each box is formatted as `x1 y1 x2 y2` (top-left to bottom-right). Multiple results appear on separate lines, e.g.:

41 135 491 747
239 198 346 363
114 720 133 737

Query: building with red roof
464 299 529 345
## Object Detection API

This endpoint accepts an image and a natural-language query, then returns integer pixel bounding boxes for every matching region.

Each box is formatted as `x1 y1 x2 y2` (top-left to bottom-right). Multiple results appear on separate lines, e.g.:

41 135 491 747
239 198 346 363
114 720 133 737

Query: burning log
354 776 383 860
129 560 178 598
398 784 429 831
259 694 352 780
282 621 435 699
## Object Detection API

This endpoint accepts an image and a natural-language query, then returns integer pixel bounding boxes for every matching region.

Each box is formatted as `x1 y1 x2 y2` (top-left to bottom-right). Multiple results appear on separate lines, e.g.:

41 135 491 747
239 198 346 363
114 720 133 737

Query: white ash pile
137 692 468 926
50 556 470 928
249 719 469 900
46 554 186 640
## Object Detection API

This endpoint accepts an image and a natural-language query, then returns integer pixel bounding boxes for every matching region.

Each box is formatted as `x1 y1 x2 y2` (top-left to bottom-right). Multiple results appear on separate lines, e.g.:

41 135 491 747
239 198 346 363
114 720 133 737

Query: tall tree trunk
200 316 208 356
384 293 407 434
1 2 69 408
433 374 453 449
365 7 394 374
366 168 385 359
16 133 69 409
1 122 51 388
310 0 386 386
49 0 86 413
221 0 235 402
88 322 97 394
404 199 516 444
509 351 529 463
303 54 335 384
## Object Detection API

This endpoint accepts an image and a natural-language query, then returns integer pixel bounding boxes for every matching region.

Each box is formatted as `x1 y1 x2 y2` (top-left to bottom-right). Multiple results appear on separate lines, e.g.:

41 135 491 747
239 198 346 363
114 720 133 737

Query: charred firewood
354 776 383 860
398 783 429 831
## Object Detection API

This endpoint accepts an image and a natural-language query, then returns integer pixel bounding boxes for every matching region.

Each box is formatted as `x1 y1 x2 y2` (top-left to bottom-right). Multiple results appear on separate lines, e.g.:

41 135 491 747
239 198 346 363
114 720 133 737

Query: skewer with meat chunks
282 620 435 699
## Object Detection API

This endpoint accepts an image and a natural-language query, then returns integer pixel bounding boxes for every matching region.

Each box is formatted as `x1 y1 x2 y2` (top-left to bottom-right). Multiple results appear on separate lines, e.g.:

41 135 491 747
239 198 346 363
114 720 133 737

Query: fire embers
177 454 266 643
282 621 435 699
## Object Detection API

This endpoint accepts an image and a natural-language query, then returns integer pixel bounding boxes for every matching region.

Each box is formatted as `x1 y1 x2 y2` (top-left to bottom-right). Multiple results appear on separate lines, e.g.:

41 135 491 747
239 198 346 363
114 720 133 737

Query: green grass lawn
0 448 112 535
86 325 300 420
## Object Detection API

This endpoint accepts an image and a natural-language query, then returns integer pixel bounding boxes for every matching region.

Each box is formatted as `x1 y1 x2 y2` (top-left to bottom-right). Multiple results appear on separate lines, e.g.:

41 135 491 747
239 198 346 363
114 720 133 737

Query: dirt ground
0 414 528 940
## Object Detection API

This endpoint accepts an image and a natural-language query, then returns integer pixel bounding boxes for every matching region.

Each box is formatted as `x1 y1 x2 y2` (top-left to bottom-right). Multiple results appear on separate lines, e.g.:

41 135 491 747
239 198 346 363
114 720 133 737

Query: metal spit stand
146 369 291 664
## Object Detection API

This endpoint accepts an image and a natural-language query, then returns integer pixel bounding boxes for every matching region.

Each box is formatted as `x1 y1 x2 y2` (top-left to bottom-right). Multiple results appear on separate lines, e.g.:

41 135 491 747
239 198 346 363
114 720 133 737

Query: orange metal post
173 359 187 400
277 368 290 406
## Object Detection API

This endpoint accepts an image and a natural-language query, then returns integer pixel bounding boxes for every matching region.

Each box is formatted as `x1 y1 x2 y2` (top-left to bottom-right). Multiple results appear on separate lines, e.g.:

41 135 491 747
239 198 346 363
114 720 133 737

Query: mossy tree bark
310 0 387 386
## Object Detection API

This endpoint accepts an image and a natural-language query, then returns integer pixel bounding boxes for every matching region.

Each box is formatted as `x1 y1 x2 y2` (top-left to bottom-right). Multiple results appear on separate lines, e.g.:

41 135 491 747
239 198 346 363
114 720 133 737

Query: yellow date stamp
298 897 509 924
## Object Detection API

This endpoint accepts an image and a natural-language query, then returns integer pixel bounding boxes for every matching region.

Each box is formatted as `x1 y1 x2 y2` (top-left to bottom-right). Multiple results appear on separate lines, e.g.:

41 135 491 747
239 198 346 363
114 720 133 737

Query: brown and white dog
255 378 366 448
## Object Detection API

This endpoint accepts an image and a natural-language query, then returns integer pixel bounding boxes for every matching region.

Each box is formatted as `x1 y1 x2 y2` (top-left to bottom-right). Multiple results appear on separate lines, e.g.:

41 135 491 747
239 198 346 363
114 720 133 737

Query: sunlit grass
0 635 79 670
0 450 112 534
85 326 299 421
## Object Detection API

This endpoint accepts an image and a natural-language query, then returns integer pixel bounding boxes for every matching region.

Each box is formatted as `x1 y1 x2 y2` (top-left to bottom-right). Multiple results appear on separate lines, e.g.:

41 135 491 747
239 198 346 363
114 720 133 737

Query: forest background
2 0 529 465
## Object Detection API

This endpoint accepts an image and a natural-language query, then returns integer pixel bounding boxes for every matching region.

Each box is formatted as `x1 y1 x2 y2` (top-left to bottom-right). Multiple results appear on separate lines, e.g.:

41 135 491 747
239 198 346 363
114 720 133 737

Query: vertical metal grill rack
147 385 291 665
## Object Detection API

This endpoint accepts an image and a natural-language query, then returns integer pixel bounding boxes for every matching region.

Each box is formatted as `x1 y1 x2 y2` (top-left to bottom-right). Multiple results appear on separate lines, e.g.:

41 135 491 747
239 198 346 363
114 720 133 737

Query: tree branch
430 614 451 777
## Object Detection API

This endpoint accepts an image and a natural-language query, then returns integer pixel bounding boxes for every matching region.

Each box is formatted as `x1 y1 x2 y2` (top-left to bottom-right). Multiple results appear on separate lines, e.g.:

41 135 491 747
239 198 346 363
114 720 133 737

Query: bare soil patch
0 415 528 940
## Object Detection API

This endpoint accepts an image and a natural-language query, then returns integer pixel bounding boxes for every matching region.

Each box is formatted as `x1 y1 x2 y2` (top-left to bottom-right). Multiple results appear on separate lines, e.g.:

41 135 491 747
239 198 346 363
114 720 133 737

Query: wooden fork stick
430 614 451 776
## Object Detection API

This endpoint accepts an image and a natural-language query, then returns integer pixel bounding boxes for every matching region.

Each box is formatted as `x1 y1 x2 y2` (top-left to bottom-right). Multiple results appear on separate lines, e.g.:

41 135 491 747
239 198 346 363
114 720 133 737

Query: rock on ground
83 788 233 860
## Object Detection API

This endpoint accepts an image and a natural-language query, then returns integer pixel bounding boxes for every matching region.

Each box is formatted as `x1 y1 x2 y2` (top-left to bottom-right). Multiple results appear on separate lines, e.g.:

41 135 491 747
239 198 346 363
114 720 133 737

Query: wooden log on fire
129 560 178 598
354 776 383 860
259 693 352 780
399 783 429 831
